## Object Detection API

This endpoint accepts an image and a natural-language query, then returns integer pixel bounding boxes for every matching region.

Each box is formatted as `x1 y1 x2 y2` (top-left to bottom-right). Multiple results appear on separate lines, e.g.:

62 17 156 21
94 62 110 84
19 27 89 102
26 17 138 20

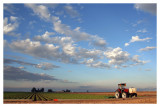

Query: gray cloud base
4 66 58 81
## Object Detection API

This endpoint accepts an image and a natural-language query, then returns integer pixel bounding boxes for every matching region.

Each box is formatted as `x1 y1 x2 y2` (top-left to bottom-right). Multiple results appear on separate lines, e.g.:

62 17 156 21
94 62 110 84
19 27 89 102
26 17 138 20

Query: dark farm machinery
115 83 137 98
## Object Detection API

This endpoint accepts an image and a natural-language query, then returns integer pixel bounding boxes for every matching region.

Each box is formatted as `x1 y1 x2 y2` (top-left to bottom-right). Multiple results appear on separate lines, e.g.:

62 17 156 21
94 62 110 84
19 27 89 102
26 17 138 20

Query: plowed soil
4 91 156 104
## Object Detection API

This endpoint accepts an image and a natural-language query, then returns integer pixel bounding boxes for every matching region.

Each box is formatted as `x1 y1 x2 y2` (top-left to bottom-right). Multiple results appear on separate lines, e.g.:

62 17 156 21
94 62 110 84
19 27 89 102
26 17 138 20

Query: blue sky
3 3 156 92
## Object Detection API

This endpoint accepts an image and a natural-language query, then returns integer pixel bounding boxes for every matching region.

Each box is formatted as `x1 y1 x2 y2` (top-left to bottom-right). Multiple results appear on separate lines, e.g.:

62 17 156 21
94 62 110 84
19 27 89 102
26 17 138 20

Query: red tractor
115 83 137 98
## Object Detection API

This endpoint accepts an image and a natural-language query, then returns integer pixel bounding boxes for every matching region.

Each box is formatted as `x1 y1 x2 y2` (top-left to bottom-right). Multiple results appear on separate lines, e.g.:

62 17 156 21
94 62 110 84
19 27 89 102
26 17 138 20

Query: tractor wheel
122 92 128 98
131 93 137 98
115 91 121 99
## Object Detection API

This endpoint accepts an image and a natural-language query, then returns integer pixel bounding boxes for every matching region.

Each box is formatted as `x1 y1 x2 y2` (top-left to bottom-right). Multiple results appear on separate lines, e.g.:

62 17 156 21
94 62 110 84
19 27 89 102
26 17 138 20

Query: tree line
31 87 71 92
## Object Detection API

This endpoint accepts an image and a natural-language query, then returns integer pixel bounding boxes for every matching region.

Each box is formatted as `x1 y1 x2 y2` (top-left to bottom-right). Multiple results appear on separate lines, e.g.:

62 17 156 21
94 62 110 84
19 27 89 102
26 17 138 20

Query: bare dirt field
4 91 156 104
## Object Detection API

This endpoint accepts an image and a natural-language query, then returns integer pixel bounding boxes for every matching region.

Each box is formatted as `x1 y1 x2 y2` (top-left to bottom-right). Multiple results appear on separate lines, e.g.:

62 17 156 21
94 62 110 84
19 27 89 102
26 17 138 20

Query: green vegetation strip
40 93 115 99
4 92 115 100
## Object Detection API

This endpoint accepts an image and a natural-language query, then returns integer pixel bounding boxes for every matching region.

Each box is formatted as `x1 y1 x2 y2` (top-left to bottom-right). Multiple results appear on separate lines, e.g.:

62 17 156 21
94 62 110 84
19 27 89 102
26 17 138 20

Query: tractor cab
117 83 128 93
118 83 126 89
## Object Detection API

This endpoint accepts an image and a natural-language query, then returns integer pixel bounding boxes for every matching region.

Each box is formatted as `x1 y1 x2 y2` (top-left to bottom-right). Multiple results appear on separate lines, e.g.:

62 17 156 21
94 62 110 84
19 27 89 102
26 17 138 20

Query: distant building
48 89 53 92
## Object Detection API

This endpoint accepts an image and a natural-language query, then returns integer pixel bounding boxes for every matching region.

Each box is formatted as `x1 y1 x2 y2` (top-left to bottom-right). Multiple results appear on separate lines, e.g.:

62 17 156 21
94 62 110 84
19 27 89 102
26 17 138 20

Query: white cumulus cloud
125 36 152 46
7 38 148 69
4 4 151 70
125 43 129 47
3 16 19 36
34 31 76 56
130 36 151 42
53 17 91 41
104 47 130 65
52 16 107 48
25 4 51 20
9 39 61 60
25 4 107 48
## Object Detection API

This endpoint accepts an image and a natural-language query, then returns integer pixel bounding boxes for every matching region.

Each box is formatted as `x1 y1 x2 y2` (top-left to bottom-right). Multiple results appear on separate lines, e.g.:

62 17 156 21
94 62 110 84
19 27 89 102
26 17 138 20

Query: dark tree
41 88 44 92
31 87 36 92
65 89 71 92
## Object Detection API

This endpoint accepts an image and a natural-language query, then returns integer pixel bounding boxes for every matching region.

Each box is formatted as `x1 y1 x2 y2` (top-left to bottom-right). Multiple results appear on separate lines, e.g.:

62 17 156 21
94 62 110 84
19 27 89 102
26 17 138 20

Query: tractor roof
118 83 126 86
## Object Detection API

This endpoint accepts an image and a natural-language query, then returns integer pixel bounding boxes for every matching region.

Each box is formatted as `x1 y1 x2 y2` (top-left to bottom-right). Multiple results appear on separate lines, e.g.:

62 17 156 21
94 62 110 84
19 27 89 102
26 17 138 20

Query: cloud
103 47 149 68
76 48 103 60
64 5 79 18
125 43 129 47
125 36 152 46
53 18 91 41
4 58 59 70
34 31 72 44
34 30 106 59
4 66 58 81
130 36 151 42
104 47 130 65
3 16 20 36
132 55 149 65
9 39 59 59
134 3 157 15
34 31 55 41
137 28 148 33
10 16 18 22
8 39 78 64
34 31 76 56
139 46 156 52
4 58 36 66
52 16 107 48
91 36 107 48
35 62 59 70
7 38 148 69
34 30 107 62
25 4 51 20
25 4 107 48
63 43 76 56
7 38 104 67
82 59 110 68
4 4 150 69
4 4 16 14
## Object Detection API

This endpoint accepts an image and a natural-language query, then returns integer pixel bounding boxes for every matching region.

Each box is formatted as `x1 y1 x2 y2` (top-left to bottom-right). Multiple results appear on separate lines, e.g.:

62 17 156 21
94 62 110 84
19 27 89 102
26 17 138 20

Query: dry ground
4 91 156 104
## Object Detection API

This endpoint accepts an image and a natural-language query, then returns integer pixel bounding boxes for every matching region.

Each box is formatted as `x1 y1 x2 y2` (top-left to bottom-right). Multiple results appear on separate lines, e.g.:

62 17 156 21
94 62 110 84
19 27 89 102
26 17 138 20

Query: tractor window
118 84 126 89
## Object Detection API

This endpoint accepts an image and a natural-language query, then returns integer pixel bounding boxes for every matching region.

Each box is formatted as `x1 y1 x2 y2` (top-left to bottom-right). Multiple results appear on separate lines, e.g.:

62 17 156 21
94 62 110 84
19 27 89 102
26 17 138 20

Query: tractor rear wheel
122 92 128 98
115 91 121 98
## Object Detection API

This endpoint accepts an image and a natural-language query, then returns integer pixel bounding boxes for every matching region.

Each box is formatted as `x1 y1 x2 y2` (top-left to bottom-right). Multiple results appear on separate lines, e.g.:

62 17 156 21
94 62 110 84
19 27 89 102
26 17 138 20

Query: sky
3 3 157 92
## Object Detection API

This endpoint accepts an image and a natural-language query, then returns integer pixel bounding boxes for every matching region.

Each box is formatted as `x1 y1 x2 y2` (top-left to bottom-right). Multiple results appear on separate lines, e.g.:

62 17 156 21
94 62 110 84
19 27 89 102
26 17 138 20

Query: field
3 91 156 104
